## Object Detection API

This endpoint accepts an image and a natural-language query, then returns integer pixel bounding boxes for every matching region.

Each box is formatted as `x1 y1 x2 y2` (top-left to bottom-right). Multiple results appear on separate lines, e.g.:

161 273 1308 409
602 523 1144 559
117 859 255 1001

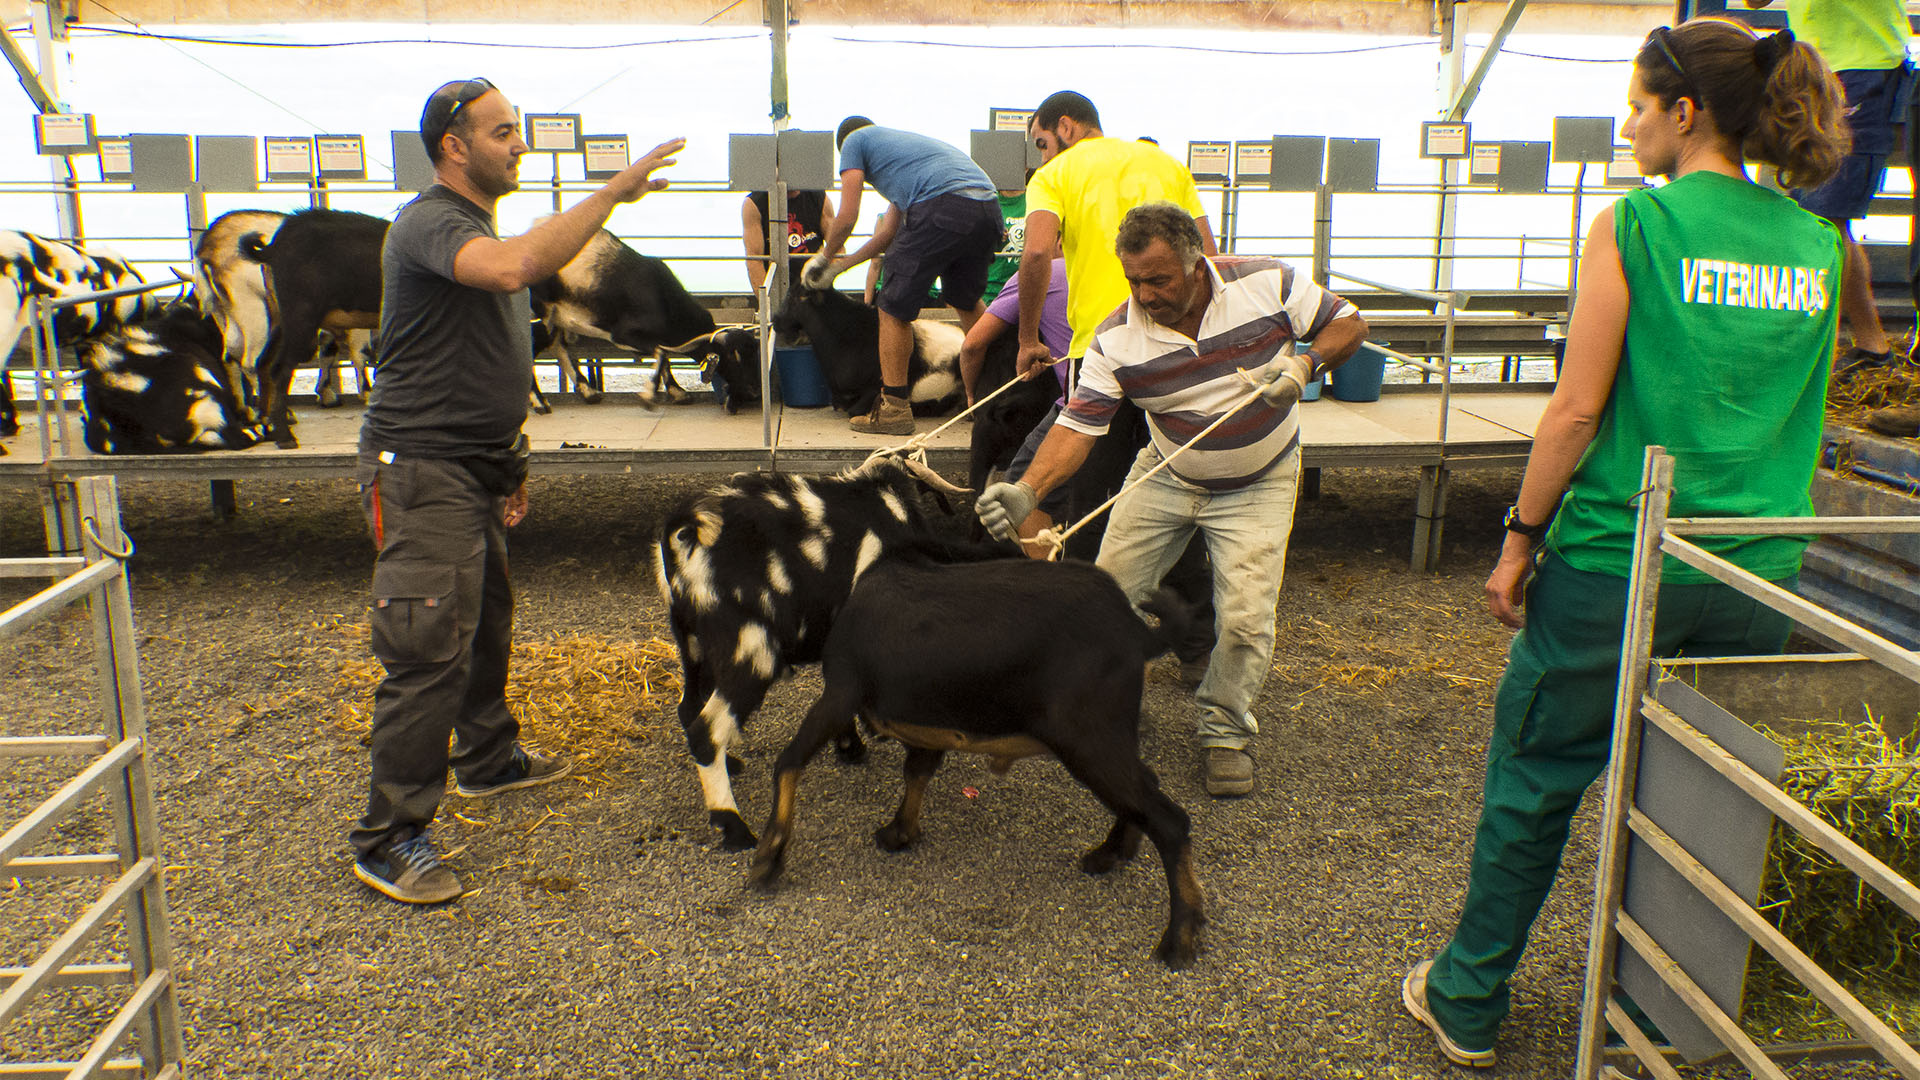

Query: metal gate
1578 446 1920 1079
1 476 185 1079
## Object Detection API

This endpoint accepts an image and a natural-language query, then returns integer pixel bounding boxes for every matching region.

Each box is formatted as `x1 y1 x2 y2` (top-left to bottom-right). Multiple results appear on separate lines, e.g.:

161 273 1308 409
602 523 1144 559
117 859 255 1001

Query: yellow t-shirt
1024 136 1208 359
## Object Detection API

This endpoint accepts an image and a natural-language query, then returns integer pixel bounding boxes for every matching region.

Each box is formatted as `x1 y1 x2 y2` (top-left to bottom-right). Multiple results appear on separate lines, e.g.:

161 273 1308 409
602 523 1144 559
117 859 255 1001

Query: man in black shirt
742 188 833 296
350 76 682 904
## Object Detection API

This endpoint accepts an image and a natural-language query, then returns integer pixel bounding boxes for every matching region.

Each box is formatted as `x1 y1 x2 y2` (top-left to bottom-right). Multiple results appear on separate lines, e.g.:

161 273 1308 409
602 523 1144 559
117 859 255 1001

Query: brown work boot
1866 406 1920 438
850 393 915 436
1201 747 1255 798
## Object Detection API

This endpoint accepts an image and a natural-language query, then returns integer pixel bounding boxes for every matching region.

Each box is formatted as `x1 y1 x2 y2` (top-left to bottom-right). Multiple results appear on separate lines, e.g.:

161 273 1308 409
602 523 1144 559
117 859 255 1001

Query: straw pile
327 622 684 779
1740 714 1920 1042
1826 333 1920 429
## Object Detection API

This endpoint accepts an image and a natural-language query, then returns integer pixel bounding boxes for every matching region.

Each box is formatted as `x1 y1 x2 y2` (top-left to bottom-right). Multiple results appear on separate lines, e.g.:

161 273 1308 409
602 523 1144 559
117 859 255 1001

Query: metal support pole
1432 0 1466 297
1444 0 1531 122
1574 447 1675 1080
1568 162 1587 294
767 0 791 130
30 1 79 240
184 182 208 255
1311 185 1332 287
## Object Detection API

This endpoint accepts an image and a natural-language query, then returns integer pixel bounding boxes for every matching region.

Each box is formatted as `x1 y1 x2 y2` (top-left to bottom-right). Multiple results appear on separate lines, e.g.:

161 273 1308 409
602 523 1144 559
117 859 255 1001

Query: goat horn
891 453 973 499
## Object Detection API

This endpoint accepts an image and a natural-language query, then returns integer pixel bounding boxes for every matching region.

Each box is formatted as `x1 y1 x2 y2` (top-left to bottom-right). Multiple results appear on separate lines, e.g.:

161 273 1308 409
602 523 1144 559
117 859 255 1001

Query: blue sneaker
354 832 463 904
454 745 574 798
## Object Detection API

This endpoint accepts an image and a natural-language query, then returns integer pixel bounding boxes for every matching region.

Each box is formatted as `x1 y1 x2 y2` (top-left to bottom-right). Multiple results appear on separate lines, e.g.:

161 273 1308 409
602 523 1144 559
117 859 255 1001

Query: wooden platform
2 383 1551 568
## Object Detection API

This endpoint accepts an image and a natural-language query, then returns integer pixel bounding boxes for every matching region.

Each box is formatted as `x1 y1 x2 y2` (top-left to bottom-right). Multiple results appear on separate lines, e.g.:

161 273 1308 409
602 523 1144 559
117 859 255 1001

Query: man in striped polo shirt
977 204 1367 797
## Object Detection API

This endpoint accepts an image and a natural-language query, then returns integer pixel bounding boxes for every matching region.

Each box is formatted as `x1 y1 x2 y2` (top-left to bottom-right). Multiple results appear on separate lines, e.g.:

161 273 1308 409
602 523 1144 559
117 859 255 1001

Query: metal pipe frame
1577 447 1920 1079
1 477 185 1079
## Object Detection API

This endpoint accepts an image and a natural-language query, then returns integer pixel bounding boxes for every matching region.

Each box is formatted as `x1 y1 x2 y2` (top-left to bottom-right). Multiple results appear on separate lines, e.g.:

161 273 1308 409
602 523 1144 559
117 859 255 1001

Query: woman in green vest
1401 18 1851 1069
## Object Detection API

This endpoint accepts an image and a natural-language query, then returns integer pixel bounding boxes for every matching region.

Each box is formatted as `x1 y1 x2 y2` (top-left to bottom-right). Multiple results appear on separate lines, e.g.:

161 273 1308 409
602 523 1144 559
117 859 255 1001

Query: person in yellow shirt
1746 0 1912 370
1015 91 1218 379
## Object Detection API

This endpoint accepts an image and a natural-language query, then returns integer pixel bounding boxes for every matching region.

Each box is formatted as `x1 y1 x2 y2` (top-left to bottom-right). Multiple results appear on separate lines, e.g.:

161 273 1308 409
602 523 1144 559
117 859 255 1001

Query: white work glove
1254 351 1316 410
800 254 836 290
976 481 1038 542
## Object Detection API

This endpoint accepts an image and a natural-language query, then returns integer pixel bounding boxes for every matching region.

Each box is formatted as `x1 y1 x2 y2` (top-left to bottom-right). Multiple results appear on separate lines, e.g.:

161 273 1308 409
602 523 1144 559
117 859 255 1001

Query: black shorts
877 192 1004 321
1793 63 1913 223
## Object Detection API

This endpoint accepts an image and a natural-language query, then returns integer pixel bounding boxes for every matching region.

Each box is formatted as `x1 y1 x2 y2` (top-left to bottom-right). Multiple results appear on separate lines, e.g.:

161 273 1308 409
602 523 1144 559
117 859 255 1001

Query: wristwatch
1502 504 1552 541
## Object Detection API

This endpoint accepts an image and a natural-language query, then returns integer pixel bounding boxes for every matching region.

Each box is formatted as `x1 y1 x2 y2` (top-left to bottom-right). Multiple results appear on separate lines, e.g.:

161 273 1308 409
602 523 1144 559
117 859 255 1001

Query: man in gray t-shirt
349 75 684 905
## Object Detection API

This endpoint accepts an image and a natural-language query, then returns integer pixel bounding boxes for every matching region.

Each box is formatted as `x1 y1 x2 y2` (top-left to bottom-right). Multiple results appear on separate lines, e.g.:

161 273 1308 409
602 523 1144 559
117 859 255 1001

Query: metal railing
1578 446 1920 1080
21 278 194 465
1 476 186 1079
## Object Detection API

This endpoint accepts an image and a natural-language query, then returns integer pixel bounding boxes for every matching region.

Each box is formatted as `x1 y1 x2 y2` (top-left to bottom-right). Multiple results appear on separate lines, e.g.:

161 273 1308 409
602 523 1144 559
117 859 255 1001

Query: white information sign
1605 145 1645 186
98 138 132 178
315 136 365 175
527 115 581 153
1233 141 1273 180
1186 141 1230 181
1421 121 1471 159
1469 142 1502 182
990 108 1034 133
264 137 313 178
583 136 630 178
35 113 94 154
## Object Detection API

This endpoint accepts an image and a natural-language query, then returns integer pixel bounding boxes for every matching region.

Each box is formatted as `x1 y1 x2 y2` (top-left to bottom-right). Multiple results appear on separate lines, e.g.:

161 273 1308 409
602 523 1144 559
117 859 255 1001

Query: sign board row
984 108 1642 190
48 128 639 193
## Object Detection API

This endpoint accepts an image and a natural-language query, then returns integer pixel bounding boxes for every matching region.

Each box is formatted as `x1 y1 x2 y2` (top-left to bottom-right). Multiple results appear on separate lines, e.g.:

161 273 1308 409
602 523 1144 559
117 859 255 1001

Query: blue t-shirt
838 126 993 210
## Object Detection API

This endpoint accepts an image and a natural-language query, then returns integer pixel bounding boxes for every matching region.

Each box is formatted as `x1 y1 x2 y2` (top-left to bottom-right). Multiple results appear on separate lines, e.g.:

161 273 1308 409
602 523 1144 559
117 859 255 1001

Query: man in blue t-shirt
803 117 1004 436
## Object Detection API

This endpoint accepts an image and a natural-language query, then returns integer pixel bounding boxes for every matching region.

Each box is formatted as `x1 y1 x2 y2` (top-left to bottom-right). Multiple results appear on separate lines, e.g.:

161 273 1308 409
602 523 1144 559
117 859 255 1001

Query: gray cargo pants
349 451 518 859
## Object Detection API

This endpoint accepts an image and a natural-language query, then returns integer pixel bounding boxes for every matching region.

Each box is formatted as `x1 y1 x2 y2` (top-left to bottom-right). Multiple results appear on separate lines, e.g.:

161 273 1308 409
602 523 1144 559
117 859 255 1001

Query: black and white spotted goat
0 231 161 450
78 301 260 454
653 453 1004 849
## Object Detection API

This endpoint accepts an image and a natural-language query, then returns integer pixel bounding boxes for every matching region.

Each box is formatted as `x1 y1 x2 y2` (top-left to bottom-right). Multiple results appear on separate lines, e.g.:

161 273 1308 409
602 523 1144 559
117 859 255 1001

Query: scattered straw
325 622 683 780
1740 713 1920 1042
1826 333 1920 429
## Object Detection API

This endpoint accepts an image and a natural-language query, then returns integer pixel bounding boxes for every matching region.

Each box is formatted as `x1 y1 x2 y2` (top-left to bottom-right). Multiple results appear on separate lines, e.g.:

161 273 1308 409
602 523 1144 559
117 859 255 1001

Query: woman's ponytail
1746 33 1851 190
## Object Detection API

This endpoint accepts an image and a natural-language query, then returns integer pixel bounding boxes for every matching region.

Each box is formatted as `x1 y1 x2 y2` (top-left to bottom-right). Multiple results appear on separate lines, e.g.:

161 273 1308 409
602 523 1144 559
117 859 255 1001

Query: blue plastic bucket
1299 376 1324 402
1329 343 1387 402
773 346 831 408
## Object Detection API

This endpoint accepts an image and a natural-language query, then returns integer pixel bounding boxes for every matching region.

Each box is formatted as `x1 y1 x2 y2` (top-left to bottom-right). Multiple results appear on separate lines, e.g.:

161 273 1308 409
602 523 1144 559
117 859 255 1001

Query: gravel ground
0 465 1900 1078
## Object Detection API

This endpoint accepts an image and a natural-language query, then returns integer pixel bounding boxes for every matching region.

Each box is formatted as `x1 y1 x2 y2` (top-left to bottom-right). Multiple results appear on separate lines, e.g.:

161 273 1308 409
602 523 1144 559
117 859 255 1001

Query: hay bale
327 622 683 779
1740 714 1920 1042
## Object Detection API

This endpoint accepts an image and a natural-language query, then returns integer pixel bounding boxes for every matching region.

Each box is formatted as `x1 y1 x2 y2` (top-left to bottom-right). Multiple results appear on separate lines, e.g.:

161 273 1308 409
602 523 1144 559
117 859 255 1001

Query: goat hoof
531 401 552 416
833 736 867 765
873 823 917 852
711 809 757 851
317 388 341 408
725 753 745 777
579 388 604 404
635 392 662 412
667 387 693 406
273 434 299 450
1155 924 1202 971
745 850 784 890
1079 847 1126 875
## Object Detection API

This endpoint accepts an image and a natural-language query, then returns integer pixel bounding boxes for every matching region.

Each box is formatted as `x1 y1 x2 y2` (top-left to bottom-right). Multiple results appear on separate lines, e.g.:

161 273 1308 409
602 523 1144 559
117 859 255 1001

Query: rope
1023 368 1276 561
861 369 1042 464
82 517 134 561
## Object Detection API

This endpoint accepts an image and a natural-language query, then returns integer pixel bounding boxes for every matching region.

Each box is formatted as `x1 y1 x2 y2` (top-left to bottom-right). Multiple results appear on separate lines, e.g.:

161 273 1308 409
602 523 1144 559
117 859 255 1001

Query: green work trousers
1424 549 1795 1050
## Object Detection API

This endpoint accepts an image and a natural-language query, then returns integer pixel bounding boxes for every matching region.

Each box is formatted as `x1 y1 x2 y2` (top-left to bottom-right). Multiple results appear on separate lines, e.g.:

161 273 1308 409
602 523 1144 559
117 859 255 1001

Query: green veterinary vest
1547 171 1842 584
1788 0 1909 73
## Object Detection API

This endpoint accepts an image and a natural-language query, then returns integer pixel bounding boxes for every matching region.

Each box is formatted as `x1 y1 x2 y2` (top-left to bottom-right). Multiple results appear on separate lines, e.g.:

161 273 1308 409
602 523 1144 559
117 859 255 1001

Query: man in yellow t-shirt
1015 91 1218 381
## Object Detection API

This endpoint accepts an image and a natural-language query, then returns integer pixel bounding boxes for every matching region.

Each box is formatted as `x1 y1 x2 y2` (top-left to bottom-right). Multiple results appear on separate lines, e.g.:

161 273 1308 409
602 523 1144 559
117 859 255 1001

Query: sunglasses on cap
425 77 496 147
1644 27 1702 106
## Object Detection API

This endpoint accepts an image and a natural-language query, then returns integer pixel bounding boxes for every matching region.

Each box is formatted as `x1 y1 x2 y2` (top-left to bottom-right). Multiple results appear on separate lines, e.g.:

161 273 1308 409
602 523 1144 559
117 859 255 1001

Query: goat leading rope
864 365 1279 562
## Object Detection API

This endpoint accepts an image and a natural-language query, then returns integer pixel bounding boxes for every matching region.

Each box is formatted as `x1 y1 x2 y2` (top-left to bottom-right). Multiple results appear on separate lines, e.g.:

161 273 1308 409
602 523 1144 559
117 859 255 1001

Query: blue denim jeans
1095 443 1302 749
